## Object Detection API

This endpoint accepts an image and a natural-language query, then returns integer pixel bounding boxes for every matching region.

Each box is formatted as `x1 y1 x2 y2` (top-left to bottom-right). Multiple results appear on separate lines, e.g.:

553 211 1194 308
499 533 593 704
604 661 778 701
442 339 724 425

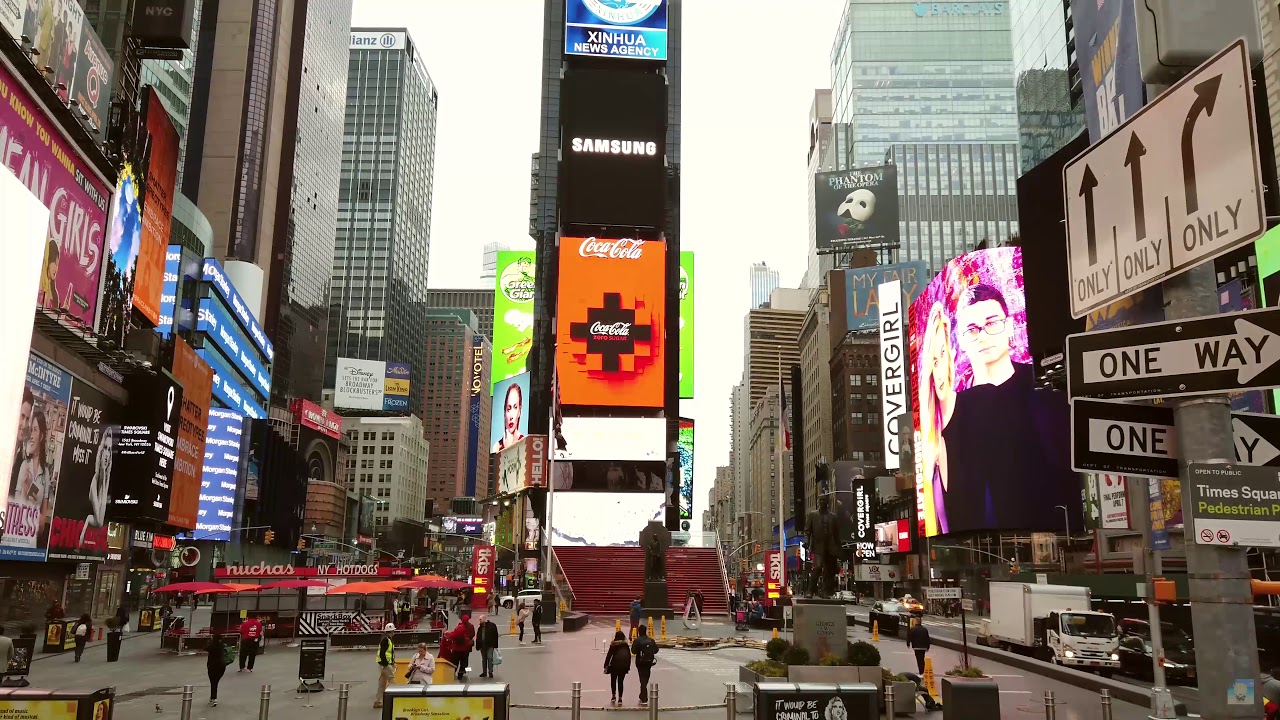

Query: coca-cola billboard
557 237 666 408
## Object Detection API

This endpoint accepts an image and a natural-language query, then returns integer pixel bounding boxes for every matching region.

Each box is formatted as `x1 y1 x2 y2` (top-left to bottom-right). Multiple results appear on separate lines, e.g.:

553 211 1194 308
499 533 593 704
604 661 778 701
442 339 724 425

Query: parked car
835 591 857 603
875 600 906 614
497 589 543 610
1116 619 1197 685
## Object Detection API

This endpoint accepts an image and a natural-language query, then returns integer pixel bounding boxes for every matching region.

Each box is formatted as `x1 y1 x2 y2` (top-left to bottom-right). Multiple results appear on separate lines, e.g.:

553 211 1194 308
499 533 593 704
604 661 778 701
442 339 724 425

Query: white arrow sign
1080 318 1280 385
1232 417 1280 466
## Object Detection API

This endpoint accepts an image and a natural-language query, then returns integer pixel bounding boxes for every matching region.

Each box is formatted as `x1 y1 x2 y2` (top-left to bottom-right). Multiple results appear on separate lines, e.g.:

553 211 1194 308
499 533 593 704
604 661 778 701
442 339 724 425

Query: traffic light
297 538 307 551
264 530 275 545
1008 561 1020 574
754 543 761 554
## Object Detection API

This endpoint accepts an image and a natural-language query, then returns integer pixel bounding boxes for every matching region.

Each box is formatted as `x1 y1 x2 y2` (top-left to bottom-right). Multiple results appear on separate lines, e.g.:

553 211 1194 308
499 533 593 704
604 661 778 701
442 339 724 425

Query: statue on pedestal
645 533 666 581
804 496 839 598
639 522 672 613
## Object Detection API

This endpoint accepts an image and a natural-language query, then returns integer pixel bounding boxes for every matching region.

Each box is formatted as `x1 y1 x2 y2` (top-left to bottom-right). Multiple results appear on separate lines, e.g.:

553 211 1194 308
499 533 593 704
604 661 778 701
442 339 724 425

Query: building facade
744 298 806 406
748 387 793 552
480 242 511 284
425 288 496 341
328 29 439 416
798 285 833 519
803 89 839 291
1010 0 1087 171
749 262 781 310
729 381 751 544
829 0 1017 169
829 335 884 463
422 310 491 505
342 415 430 534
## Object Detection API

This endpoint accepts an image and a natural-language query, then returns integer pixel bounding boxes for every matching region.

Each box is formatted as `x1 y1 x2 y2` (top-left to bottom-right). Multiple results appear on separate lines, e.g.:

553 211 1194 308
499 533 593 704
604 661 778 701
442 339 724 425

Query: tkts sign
471 545 496 602
765 550 784 605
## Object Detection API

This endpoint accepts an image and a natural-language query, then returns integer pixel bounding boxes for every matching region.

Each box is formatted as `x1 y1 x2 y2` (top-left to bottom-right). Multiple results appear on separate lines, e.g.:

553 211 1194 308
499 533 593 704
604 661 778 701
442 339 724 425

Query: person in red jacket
238 616 264 671
444 613 475 682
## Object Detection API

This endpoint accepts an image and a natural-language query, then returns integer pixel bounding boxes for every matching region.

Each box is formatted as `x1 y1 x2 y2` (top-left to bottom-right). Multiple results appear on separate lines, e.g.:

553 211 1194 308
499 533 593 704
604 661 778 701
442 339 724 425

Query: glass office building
329 29 438 416
829 1 1018 169
1010 0 1087 171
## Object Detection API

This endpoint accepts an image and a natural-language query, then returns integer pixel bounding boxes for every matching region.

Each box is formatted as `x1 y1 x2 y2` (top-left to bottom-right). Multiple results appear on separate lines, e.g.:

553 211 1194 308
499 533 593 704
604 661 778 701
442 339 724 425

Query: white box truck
984 582 1120 675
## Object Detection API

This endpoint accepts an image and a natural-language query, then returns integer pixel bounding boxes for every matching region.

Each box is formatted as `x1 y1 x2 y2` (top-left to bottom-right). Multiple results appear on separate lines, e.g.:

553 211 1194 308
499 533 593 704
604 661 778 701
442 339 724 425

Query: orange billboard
557 237 665 408
167 337 212 530
133 88 180 326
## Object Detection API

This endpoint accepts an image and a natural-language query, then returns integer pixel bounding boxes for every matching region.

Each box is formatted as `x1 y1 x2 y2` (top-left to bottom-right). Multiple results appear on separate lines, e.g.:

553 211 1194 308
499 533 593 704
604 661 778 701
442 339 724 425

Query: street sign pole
1126 475 1173 714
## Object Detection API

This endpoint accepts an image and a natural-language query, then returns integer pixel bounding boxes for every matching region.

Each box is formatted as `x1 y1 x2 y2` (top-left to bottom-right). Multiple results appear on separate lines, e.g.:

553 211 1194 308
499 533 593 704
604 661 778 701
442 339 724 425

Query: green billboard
680 251 694 399
492 250 536 388
1258 227 1280 411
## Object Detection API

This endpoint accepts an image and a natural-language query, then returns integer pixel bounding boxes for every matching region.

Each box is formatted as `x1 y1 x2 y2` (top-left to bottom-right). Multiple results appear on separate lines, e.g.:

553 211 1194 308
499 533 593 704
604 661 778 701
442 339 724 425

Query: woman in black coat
603 630 632 706
206 633 227 706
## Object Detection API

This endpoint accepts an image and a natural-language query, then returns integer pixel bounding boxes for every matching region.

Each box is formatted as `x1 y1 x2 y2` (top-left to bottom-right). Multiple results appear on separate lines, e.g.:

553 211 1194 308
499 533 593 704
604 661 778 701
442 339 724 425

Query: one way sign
1067 306 1280 400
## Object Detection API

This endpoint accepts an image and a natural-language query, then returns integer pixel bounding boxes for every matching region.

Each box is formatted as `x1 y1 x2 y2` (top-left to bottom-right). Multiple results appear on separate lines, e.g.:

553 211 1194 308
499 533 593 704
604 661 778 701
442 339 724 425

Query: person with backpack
629 598 642 633
631 625 659 705
72 614 91 662
604 630 632 706
206 633 232 706
445 613 475 681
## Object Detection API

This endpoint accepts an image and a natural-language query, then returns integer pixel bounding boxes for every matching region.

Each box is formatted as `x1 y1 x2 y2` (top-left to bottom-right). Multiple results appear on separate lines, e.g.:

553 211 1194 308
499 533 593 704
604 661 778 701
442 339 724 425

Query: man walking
373 623 396 708
238 615 263 672
475 614 500 678
631 625 659 706
907 618 931 674
531 600 544 644
629 597 642 633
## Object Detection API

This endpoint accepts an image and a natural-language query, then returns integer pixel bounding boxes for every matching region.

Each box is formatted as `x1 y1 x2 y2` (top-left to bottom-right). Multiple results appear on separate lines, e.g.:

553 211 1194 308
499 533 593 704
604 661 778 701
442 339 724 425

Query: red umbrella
153 581 251 594
406 577 468 590
254 579 331 590
326 580 409 595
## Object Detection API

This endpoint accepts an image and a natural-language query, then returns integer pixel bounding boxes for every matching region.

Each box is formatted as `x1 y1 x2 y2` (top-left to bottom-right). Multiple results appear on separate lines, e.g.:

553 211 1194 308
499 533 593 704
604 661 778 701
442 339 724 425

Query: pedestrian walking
907 618 931 674
604 630 632 706
373 623 396 708
406 643 434 685
629 597 642 633
516 602 531 643
238 615 263 671
531 600 543 643
116 604 130 633
631 625 659 705
206 633 230 707
72 614 91 662
476 614 500 678
445 613 475 682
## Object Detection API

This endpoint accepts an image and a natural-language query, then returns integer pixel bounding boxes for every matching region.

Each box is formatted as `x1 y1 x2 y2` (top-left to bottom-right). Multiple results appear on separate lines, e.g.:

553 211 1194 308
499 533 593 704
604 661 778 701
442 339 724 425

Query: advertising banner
133 88 180 326
1098 474 1130 529
765 550 783 603
1149 477 1172 551
0 61 110 331
492 251 535 387
98 165 143 347
874 519 911 554
383 362 411 413
441 516 484 536
196 295 270 397
29 0 85 104
677 418 693 519
109 372 182 523
845 261 929 332
157 246 181 336
201 259 273 361
553 460 665 492
465 336 484 496
832 464 876 560
289 398 341 440
878 279 907 470
0 354 72 560
548 492 665 546
1071 0 1143 143
554 416 664 462
490 372 530 454
756 685 875 720
564 0 667 61
497 434 547 495
197 348 265 420
852 564 900 583
189 408 242 542
167 338 211 530
909 247 1077 537
679 251 694 398
45 380 117 561
815 166 900 253
333 357 385 411
71 15 113 138
471 544 495 602
557 237 665 408
390 694 504 720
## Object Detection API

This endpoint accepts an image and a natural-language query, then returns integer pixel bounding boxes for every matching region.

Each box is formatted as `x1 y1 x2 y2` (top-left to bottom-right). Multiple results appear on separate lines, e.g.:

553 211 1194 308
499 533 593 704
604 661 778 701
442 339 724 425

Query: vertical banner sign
679 251 695 399
765 550 783 605
98 165 143 347
167 338 212 530
470 544 495 608
157 246 182 336
677 418 694 519
1098 474 1131 529
134 88 180 326
192 408 244 542
383 362 411 413
852 476 877 560
491 251 536 388
878 279 906 469
1071 0 1143 142
1149 477 1171 551
111 374 183 523
466 337 485 497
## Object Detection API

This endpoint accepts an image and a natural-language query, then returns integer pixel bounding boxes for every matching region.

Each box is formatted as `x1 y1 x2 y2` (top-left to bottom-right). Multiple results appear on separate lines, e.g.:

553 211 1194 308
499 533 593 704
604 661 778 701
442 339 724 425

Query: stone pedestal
643 580 674 618
793 601 848 663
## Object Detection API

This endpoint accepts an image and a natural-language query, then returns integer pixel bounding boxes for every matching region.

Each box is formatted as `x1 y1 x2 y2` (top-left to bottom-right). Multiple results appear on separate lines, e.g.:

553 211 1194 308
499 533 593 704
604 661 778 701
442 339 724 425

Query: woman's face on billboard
928 310 953 397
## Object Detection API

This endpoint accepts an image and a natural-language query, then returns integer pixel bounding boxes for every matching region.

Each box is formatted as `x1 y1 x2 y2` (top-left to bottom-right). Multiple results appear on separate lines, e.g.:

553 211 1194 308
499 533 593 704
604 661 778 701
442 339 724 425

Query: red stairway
554 546 730 616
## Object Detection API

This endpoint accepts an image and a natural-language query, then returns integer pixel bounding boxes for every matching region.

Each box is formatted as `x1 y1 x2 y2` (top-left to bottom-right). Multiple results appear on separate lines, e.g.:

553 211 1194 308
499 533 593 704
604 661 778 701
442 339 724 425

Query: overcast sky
351 0 847 519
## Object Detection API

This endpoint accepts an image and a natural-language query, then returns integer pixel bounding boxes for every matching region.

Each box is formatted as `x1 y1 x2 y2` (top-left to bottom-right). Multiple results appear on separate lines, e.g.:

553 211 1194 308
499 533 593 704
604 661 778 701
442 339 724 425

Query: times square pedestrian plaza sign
565 0 668 61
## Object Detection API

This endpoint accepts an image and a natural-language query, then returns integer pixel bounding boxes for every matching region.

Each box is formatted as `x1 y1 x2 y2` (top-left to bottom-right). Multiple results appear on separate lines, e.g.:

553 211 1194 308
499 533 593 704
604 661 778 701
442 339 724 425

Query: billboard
1071 0 1143 143
289 398 342 440
46 380 118 561
0 354 72 561
490 372 530 454
555 416 665 461
384 362 411 413
677 418 693 520
198 348 265 420
564 0 668 61
908 247 1078 537
190 408 243 542
133 88 180 326
471 544 495 602
334 357 387 411
441 516 485 537
0 60 110 331
98 165 143 347
878 279 907 470
131 0 197 49
71 14 113 137
196 295 270 397
109 372 182 523
497 434 548 495
679 251 694 399
201 259 273 361
157 246 181 336
465 337 485 497
492 250 535 387
549 492 665 546
167 338 212 530
832 463 876 560
874 519 911 554
560 72 667 227
815 166 900 253
557 237 665 408
844 262 929 332
553 460 665 492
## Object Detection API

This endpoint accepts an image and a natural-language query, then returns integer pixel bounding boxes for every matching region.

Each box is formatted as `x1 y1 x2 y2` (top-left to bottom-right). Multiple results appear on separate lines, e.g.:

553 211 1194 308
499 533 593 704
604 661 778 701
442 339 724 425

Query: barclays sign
913 2 1005 16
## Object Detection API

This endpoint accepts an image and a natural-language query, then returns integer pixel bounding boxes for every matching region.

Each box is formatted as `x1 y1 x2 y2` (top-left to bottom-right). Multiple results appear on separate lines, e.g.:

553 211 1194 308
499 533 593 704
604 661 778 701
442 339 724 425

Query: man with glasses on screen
941 284 1074 532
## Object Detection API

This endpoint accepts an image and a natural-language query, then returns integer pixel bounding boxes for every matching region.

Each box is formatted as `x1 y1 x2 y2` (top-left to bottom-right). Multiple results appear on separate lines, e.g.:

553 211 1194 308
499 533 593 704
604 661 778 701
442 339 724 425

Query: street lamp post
1054 505 1070 569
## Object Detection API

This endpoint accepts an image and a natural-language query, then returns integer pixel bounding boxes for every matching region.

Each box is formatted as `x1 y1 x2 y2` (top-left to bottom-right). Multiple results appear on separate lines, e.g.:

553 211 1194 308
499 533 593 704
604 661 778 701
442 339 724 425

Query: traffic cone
660 616 667 641
630 626 637 642
615 618 622 632
559 600 567 613
647 615 654 639
509 614 517 635
923 657 938 699
872 620 880 643
772 627 779 640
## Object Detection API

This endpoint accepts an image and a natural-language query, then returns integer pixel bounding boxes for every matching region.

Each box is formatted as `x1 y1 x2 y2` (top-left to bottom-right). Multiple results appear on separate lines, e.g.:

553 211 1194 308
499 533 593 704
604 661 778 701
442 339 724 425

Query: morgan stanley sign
565 0 668 61
878 280 907 470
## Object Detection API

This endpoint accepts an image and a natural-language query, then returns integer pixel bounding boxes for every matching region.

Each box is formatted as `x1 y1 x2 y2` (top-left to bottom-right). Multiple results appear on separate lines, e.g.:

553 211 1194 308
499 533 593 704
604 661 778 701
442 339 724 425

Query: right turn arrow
1181 75 1222 214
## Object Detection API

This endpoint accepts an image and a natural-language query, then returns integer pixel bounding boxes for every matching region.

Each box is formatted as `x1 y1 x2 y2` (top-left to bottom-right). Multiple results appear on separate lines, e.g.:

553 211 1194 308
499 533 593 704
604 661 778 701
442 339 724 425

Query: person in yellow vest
373 623 396 708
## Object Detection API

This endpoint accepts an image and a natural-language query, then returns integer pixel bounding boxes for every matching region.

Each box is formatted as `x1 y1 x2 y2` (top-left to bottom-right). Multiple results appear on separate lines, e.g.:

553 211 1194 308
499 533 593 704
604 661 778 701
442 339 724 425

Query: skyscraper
422 310 491 506
1010 0 1087 171
328 29 438 417
749 262 780 310
803 90 838 290
480 242 511 283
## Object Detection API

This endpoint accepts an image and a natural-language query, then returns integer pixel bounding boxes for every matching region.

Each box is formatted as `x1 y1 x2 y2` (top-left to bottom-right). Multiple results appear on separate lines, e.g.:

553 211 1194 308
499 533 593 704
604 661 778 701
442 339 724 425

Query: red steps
554 546 730 616
664 547 729 615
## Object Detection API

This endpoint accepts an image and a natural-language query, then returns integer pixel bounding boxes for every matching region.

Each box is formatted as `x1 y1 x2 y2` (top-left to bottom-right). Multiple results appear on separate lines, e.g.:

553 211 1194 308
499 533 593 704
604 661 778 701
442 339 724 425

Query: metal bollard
179 684 193 720
884 683 895 719
1044 690 1056 720
336 683 350 720
258 684 272 720
724 683 737 719
648 683 659 720
571 681 582 720
1099 689 1113 720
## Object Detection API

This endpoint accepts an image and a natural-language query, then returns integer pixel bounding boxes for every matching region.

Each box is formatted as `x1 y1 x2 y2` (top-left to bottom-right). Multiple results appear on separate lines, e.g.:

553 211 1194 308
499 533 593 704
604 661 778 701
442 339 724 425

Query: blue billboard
1072 0 1144 143
198 348 266 420
565 0 667 61
201 258 274 362
197 296 271 398
185 408 244 541
385 361 411 413
157 245 181 337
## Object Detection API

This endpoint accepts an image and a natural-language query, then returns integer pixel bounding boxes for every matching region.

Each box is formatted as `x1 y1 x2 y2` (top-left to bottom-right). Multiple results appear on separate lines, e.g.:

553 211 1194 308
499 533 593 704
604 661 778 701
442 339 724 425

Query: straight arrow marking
1124 133 1147 241
1079 318 1280 385
1080 165 1099 265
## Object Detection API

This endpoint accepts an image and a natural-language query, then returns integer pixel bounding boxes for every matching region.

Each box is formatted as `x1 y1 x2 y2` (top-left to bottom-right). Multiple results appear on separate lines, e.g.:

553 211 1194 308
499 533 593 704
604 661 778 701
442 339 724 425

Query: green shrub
847 640 881 667
781 646 811 666
882 668 908 682
818 654 847 667
765 638 790 661
746 659 788 677
945 665 987 678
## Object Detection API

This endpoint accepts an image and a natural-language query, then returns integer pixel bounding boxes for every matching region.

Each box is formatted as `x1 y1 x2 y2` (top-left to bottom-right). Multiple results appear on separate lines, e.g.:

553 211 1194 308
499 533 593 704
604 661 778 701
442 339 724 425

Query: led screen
679 251 694 398
908 247 1078 537
492 251 535 388
552 460 665 492
557 237 665 408
188 408 243 541
874 519 910 554
491 372 531 454
677 418 693 520
564 0 668 61
554 416 664 461
550 492 665 547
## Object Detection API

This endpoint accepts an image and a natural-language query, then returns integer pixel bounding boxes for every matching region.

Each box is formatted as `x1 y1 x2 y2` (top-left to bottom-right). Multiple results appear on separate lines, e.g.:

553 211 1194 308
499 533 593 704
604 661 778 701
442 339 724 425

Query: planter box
941 676 999 720
787 665 860 683
888 680 916 716
739 666 785 684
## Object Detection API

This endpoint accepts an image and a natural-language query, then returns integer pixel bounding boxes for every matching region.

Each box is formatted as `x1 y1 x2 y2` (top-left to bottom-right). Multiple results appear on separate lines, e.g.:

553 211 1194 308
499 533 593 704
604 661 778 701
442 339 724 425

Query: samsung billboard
564 0 667 61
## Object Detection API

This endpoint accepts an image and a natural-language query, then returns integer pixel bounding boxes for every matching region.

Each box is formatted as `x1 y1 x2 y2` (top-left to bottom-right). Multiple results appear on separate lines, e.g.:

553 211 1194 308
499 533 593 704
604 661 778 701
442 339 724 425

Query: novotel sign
350 31 405 50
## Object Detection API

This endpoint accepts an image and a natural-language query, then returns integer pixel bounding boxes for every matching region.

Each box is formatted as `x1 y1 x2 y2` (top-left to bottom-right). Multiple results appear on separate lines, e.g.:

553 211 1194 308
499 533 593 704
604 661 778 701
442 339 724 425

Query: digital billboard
832 463 876 560
815 166 900 253
564 0 668 61
843 261 929 332
98 165 142 347
1254 225 1280 411
497 434 548 495
878 279 907 470
167 338 212 530
677 418 693 520
133 88 180 326
290 398 342 440
0 354 73 561
874 519 911 554
679 251 694 399
189 408 243 542
908 247 1078 537
157 245 182 336
334 357 387 411
1 60 110 332
555 416 664 461
560 72 667 227
197 295 270 397
384 362 411 413
197 348 265 420
109 372 182 523
46 381 118 561
201 259 274 361
550 492 666 546
553 460 665 492
491 372 530 454
557 237 665 408
492 250 535 387
441 516 485 537
465 336 485 497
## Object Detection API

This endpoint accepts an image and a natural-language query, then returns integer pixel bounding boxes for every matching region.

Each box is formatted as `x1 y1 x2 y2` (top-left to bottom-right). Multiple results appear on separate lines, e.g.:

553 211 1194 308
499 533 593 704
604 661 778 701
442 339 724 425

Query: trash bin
393 658 411 685
754 682 878 720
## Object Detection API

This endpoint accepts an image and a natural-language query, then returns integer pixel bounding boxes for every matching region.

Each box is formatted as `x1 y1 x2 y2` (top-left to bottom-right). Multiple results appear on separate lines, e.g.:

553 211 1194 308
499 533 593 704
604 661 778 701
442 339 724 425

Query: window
361 446 373 455
851 393 863 401
868 412 881 426
850 375 862 387
381 445 393 455
382 431 394 441
851 412 865 425
868 375 879 386
363 431 376 441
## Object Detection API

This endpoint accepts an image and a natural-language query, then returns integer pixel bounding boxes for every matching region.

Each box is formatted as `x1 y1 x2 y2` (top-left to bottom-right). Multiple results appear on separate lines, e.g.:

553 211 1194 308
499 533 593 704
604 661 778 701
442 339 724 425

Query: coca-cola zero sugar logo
570 293 654 372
